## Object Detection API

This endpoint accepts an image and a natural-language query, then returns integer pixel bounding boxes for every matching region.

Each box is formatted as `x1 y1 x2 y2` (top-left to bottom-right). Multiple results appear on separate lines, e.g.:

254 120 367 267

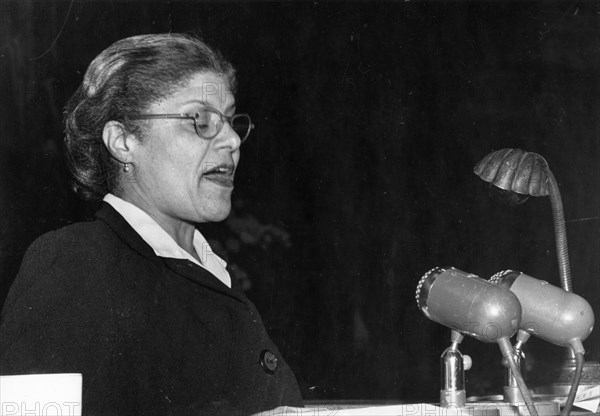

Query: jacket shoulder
3 220 123 309
29 219 112 253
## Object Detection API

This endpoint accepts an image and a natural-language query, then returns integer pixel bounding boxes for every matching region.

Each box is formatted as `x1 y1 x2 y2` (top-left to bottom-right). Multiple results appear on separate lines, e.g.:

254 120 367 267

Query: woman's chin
194 203 231 223
210 211 231 223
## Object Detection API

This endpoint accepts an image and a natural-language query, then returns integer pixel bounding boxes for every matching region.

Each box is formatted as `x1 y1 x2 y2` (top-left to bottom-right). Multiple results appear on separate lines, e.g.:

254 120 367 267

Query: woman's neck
117 191 200 262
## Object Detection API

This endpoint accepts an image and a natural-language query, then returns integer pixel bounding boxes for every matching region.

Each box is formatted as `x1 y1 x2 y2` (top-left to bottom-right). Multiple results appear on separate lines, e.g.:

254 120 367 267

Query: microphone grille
416 267 445 306
489 270 518 285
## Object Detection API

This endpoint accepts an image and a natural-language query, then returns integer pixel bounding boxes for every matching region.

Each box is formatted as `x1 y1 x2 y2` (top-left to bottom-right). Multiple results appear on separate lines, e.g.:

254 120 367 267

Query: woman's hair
64 33 237 200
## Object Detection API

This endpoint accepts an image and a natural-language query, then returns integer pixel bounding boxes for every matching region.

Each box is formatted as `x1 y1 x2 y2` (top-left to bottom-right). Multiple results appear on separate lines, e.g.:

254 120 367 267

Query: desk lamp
473 148 599 402
473 148 571 292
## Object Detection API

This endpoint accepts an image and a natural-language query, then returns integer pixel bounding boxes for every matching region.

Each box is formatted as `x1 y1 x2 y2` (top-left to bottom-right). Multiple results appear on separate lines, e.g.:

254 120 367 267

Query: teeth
206 166 231 174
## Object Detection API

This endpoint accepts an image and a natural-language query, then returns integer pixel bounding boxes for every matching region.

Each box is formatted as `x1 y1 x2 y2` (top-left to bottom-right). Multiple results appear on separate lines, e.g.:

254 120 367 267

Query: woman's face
128 71 241 225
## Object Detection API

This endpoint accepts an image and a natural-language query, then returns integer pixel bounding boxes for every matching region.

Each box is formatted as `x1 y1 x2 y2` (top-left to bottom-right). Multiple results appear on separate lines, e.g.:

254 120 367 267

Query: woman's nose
213 122 242 151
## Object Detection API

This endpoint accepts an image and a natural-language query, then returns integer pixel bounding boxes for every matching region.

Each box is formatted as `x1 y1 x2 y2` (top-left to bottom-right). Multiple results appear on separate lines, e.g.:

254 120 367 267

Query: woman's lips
202 163 235 188
203 172 234 188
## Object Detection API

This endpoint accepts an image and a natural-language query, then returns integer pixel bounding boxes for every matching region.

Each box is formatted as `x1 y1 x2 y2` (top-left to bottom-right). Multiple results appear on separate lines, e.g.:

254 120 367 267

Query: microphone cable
562 352 584 416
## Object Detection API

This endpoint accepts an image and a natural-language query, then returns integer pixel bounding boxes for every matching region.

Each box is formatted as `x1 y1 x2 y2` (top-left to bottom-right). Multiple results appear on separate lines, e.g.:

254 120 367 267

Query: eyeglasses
131 108 254 142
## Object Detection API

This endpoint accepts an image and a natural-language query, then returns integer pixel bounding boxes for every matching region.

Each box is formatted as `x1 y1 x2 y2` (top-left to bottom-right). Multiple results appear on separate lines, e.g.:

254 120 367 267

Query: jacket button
260 349 278 374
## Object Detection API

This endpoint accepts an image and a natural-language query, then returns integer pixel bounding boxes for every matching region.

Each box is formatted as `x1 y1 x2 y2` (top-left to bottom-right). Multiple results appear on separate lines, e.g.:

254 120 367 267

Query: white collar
103 193 231 288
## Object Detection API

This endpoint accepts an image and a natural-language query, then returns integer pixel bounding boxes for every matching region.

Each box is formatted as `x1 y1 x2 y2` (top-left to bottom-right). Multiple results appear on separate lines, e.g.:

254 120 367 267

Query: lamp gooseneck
473 148 572 292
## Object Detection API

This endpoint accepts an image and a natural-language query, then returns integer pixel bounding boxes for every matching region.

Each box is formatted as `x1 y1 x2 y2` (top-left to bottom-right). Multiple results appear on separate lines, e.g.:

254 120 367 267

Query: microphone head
416 267 521 343
490 270 594 353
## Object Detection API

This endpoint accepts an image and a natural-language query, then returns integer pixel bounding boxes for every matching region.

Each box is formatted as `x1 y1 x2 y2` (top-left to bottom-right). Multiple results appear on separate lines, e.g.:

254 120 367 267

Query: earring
123 163 130 173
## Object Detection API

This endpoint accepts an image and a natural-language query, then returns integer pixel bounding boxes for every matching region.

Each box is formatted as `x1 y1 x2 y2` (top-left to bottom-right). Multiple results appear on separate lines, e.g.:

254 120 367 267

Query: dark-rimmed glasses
131 108 254 142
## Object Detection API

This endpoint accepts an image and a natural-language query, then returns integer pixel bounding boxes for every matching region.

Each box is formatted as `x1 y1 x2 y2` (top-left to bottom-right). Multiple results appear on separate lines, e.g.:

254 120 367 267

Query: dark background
1 0 598 403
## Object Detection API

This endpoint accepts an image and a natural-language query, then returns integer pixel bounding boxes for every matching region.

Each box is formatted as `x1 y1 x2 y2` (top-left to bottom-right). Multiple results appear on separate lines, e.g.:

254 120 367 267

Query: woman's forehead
175 72 235 109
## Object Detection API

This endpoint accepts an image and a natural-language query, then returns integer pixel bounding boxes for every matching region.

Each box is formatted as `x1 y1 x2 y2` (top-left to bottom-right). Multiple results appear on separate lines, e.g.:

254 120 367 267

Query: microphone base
441 389 467 407
438 402 502 416
503 386 525 404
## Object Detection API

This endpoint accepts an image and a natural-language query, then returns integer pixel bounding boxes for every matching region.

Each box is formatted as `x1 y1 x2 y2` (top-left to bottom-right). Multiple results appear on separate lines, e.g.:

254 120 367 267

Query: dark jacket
0 203 303 415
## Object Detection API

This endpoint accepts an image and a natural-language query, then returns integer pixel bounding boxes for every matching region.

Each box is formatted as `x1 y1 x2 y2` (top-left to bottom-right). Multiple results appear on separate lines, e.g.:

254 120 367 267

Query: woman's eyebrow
181 99 210 107
180 99 236 114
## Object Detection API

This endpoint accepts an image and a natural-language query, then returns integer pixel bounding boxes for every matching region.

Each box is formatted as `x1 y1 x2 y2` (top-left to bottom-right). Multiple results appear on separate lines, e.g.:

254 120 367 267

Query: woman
0 33 303 415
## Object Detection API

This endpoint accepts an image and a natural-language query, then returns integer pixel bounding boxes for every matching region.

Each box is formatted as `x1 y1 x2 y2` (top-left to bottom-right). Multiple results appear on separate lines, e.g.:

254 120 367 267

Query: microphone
490 270 595 416
489 270 594 355
416 267 522 343
417 267 540 416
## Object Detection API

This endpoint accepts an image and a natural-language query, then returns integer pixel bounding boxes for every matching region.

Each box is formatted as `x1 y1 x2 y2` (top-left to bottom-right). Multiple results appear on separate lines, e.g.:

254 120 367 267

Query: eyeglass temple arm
131 114 191 120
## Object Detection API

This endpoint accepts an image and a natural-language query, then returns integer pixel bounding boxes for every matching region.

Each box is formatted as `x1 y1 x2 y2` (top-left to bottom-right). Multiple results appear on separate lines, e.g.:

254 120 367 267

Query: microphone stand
441 330 470 408
503 331 531 405
502 331 560 416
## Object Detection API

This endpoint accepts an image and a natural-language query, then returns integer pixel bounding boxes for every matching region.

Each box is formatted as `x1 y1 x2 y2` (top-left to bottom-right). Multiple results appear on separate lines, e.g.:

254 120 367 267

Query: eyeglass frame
130 108 254 142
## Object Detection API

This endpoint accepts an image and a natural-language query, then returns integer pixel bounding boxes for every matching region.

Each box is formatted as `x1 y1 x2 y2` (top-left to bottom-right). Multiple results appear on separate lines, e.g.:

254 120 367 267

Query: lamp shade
473 148 550 197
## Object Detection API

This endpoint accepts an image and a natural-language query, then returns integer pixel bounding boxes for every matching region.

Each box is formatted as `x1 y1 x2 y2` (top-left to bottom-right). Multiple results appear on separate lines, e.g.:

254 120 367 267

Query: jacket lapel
161 257 246 303
95 202 246 303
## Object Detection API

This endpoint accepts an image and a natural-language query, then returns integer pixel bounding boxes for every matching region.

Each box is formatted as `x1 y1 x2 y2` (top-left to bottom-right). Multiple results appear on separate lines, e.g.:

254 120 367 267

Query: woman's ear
102 121 134 163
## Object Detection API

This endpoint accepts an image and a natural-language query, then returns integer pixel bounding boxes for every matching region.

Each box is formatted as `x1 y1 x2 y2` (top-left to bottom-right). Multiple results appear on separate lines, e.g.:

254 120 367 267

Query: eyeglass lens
196 111 251 140
230 115 251 140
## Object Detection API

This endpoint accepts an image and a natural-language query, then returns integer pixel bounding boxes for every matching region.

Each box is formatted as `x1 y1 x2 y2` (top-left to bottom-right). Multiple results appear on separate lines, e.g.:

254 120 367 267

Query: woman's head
64 33 237 200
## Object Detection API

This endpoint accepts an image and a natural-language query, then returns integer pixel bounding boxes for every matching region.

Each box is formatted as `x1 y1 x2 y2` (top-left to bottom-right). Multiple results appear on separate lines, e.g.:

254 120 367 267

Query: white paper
253 403 501 416
565 385 600 413
0 373 82 416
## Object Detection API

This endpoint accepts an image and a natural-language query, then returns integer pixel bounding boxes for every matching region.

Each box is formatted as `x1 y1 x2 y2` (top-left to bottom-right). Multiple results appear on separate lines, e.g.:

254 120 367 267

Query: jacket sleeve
0 231 133 414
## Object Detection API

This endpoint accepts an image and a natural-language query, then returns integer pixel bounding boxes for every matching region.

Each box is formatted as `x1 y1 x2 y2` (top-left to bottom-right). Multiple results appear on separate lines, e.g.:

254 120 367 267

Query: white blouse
103 193 231 288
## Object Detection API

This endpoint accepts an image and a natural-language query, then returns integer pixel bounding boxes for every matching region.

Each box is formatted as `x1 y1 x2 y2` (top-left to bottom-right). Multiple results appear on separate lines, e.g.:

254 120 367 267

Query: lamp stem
546 168 572 292
547 167 576 362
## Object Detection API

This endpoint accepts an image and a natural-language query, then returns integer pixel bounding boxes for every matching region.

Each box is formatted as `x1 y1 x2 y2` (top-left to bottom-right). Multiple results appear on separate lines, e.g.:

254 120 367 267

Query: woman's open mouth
202 164 235 188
